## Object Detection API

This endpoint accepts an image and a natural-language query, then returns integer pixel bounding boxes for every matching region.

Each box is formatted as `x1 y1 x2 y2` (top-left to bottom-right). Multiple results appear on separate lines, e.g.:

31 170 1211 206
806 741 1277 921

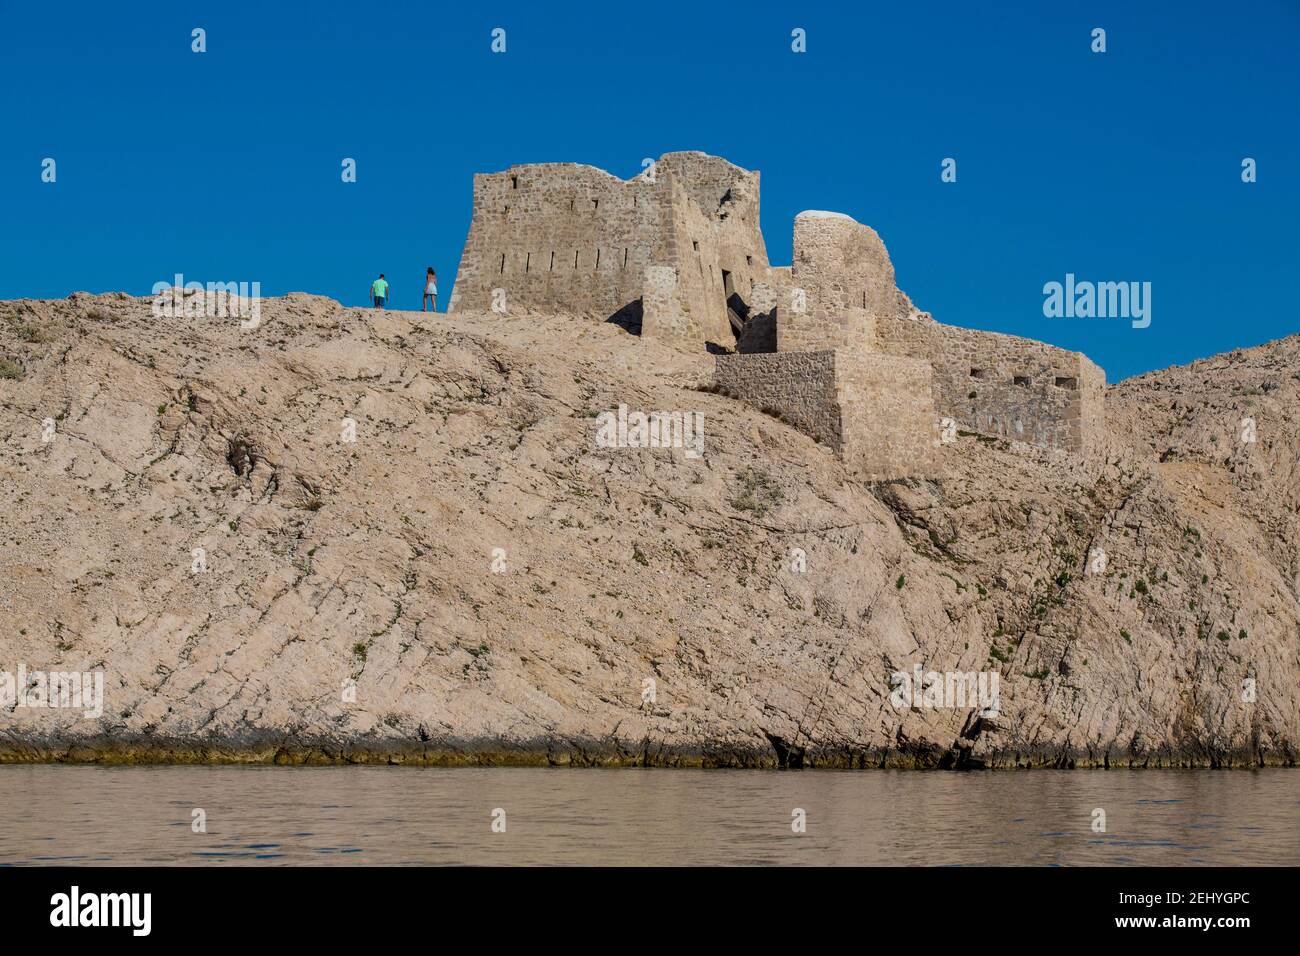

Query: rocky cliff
1 292 1296 767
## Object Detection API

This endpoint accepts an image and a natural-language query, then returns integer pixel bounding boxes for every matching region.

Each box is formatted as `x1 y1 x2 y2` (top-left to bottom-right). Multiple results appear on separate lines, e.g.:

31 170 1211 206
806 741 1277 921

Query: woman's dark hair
427 266 435 275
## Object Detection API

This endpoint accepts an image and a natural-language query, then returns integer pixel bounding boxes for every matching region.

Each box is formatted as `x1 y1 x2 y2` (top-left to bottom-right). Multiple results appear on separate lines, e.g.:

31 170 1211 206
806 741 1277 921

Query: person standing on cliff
370 273 389 309
423 268 437 312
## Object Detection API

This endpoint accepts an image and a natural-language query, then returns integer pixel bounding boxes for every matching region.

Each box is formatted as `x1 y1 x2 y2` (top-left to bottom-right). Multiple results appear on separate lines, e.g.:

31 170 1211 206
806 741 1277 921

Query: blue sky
1 0 1296 381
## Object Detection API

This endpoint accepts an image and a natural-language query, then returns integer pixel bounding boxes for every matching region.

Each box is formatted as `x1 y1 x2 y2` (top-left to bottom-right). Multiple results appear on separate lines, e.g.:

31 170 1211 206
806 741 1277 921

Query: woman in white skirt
423 267 438 312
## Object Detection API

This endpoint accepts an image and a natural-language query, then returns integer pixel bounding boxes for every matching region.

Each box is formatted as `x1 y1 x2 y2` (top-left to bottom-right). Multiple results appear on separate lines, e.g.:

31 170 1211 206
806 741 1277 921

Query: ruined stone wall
448 152 770 351
876 313 1105 452
641 265 701 345
777 213 890 353
736 281 777 353
713 350 937 480
447 163 666 320
448 150 1106 461
835 352 939 480
714 351 842 450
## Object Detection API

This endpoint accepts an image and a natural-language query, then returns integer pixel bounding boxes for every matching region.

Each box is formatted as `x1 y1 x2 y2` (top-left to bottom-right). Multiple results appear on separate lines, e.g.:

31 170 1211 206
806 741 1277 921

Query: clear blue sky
1 0 1296 380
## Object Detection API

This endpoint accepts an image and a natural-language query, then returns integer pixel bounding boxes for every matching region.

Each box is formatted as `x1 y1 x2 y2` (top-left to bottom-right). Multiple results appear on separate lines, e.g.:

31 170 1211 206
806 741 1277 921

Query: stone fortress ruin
448 151 1105 479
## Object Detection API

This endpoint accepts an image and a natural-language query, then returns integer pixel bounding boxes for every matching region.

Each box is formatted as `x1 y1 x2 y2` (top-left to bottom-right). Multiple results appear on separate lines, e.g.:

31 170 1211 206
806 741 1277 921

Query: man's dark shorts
374 296 386 309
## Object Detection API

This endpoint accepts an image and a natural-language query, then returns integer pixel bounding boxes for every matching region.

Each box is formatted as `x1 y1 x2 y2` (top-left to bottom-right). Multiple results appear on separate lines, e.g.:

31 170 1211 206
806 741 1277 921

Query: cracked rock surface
1 292 1297 767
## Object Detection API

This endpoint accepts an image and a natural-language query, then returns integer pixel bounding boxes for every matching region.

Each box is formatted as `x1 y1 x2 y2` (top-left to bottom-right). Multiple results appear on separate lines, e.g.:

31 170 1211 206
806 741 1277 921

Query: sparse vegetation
16 322 48 343
729 467 784 518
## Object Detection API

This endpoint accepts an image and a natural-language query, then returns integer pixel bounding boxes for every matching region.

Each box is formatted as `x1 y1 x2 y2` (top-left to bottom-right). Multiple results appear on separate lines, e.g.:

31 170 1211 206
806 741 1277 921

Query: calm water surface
0 766 1296 866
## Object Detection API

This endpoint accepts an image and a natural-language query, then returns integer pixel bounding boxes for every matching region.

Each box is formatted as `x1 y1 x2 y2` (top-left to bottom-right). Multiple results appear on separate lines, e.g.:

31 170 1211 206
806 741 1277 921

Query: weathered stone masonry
875 312 1106 454
448 152 770 349
449 152 1106 477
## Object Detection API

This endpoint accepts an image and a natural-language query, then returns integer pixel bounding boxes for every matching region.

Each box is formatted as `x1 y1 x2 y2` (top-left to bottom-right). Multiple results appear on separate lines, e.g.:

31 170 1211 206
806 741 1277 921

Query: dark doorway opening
721 268 748 343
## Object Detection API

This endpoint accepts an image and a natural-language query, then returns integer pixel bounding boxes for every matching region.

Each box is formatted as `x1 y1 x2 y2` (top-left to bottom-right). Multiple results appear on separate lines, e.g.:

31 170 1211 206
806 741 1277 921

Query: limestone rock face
0 293 1296 767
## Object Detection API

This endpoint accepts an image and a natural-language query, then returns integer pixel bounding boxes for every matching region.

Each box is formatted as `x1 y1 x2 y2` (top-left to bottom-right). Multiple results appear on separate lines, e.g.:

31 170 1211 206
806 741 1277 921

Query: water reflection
0 766 1295 866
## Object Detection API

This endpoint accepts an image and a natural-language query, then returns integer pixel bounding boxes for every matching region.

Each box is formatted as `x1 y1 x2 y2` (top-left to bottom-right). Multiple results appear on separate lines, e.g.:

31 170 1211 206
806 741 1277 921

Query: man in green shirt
370 274 389 309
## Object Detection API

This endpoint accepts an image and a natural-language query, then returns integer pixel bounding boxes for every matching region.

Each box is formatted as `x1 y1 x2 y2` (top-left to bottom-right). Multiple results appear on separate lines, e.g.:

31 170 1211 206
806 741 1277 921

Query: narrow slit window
525 253 531 273
499 253 506 274
574 249 579 269
595 248 601 270
623 248 628 268
510 175 518 189
692 241 700 252
550 251 555 271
